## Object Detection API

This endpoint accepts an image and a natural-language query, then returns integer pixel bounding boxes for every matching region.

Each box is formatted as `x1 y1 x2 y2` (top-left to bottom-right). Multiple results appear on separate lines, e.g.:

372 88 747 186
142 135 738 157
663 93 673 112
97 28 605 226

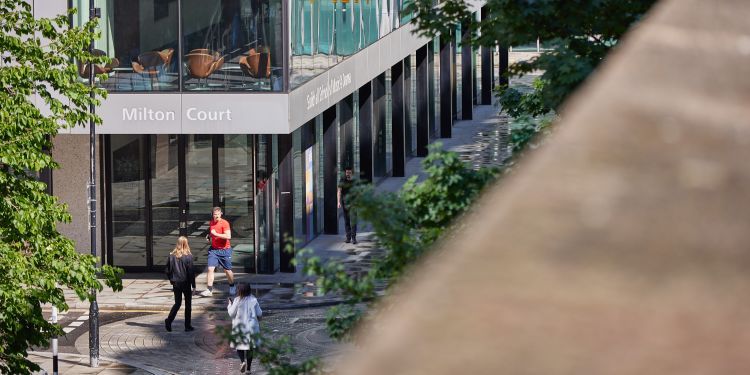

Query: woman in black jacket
165 236 196 332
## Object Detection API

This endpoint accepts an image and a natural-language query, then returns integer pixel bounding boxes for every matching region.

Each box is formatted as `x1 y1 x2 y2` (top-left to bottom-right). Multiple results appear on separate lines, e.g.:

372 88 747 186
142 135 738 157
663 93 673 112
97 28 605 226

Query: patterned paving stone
74 307 347 374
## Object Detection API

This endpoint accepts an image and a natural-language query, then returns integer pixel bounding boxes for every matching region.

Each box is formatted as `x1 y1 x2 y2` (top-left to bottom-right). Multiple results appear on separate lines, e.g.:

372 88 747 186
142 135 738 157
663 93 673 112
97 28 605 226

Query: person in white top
227 283 262 373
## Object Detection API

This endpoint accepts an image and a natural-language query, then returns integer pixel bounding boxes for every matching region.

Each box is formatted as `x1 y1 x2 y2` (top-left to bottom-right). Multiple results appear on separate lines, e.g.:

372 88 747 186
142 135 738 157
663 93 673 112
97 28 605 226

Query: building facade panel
70 93 289 134
52 135 104 257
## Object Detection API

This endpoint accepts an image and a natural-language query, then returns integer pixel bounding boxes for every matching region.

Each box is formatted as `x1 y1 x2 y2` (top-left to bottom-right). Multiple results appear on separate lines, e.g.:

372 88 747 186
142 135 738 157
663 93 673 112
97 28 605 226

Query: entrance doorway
104 134 277 272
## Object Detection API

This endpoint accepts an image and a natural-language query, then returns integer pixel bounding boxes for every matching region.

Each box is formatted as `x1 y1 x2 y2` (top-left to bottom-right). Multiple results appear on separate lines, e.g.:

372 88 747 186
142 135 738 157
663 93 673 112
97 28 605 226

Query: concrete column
498 45 509 87
440 34 453 138
372 73 387 178
473 40 478 105
277 133 295 272
340 94 354 170
416 44 430 157
461 22 473 120
323 105 338 235
358 82 373 183
391 61 406 177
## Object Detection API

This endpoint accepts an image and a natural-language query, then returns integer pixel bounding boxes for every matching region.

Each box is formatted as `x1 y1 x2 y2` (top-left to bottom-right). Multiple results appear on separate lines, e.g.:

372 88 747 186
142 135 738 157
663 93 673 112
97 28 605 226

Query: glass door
106 133 259 272
108 135 149 267
150 135 181 266
256 135 274 272
218 135 255 272
184 135 215 266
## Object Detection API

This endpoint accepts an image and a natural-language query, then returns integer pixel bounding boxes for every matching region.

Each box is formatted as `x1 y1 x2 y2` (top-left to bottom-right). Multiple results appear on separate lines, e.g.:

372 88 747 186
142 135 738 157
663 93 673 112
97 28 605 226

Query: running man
201 207 236 297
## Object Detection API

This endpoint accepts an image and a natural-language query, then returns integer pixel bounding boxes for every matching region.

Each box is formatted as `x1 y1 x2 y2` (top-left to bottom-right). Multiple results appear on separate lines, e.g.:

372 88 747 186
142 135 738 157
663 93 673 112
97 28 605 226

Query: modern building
41 0 503 273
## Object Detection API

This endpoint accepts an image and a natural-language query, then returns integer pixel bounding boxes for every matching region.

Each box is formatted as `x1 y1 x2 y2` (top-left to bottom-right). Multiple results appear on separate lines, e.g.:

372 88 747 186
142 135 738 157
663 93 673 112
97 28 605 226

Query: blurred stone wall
336 0 750 373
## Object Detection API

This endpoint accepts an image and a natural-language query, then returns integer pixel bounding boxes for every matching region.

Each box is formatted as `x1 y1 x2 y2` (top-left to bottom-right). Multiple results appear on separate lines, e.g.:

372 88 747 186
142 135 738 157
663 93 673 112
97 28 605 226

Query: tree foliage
496 78 549 119
215 326 320 375
496 78 556 154
0 1 122 373
405 0 656 110
298 145 497 339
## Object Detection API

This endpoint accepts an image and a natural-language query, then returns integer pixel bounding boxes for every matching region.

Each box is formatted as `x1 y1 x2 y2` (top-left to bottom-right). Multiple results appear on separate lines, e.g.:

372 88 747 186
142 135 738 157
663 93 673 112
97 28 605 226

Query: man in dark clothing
337 167 358 244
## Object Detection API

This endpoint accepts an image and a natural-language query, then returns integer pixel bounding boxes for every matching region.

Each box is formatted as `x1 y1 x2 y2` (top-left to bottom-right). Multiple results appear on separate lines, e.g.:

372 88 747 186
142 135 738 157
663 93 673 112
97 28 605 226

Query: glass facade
74 0 179 91
109 135 148 266
218 135 255 268
150 134 180 266
291 120 323 246
290 0 411 88
256 135 276 272
74 0 417 92
183 0 283 91
184 135 214 264
105 134 280 272
75 0 284 92
373 73 387 178
95 30 466 273
475 41 481 103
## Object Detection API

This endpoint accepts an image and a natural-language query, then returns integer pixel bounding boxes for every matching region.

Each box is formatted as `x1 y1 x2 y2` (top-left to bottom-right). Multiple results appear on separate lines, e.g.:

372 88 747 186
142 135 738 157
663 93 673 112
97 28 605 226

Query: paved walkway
60 232 381 312
28 352 149 374
34 85 516 373
63 307 346 375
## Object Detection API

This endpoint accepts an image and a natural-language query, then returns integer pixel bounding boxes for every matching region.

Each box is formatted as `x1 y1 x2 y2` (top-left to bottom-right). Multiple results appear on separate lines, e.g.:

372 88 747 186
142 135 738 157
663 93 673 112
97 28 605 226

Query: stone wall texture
52 134 103 259
335 0 750 373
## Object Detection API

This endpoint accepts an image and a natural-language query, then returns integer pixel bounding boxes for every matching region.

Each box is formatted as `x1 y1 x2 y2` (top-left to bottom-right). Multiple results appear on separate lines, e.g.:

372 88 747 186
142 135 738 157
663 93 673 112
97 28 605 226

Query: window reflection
183 0 283 91
290 0 408 89
74 0 180 92
74 0 283 92
73 0 415 92
109 135 148 266
219 135 255 269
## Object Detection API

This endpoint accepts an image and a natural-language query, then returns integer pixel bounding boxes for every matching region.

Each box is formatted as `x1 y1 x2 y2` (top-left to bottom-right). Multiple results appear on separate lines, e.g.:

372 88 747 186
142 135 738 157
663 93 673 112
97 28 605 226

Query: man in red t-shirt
200 207 236 297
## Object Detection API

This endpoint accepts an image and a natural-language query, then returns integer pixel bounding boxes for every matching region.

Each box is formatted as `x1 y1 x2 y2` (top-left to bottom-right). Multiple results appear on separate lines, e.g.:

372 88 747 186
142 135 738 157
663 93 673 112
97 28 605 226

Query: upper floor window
73 0 283 92
73 0 180 92
289 0 411 89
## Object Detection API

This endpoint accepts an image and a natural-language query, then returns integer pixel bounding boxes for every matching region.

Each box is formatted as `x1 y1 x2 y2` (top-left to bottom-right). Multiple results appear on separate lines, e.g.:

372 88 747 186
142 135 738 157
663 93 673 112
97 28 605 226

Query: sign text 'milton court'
122 107 233 121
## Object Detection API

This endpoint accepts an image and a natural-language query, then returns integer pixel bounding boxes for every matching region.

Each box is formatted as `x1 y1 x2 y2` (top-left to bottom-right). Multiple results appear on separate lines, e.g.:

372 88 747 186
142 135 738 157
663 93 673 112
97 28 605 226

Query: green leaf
0 1 122 373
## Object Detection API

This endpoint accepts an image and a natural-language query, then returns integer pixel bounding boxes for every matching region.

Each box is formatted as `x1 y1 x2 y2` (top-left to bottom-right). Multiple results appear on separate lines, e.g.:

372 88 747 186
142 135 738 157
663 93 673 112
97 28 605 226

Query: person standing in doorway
165 236 196 332
337 167 358 244
200 207 237 297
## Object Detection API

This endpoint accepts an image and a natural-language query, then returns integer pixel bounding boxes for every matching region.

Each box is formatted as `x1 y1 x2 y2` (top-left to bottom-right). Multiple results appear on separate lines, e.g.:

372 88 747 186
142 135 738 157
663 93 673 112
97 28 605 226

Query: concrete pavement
60 232 381 312
28 352 149 374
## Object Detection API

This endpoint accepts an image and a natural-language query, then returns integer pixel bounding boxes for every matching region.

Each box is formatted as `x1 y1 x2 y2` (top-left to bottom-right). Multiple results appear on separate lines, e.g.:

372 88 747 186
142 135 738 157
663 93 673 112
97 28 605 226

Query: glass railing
289 0 412 89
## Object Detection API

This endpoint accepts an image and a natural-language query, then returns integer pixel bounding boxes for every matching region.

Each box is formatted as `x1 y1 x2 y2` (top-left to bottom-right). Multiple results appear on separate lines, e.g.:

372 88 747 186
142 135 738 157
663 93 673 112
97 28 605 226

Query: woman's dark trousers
166 282 192 328
238 349 254 368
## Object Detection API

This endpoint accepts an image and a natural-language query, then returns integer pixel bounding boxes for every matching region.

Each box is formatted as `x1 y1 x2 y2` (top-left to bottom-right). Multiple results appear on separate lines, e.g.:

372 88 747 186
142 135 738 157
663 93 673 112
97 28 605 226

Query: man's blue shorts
207 248 233 270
